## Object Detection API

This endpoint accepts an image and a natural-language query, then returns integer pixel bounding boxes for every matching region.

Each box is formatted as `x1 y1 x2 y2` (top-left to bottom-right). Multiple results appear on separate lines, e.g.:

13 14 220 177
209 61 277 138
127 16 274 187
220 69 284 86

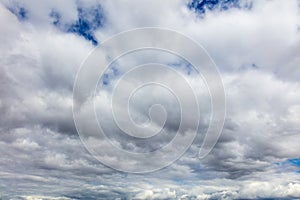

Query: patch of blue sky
188 0 252 14
288 158 300 166
288 158 300 173
100 64 120 87
50 5 104 46
275 158 300 173
7 5 27 20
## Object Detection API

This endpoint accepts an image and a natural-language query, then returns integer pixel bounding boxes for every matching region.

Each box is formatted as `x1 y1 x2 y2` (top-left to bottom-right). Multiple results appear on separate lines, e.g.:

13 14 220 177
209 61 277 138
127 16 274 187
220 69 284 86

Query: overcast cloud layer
0 0 300 199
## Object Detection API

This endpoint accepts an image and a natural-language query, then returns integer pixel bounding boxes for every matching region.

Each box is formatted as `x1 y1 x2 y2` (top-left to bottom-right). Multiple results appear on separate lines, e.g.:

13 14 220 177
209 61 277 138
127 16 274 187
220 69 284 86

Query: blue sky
0 0 300 199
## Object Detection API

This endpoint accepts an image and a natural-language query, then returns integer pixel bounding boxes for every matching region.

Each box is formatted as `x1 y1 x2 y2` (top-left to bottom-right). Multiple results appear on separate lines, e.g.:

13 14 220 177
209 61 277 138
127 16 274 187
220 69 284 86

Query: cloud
0 0 300 199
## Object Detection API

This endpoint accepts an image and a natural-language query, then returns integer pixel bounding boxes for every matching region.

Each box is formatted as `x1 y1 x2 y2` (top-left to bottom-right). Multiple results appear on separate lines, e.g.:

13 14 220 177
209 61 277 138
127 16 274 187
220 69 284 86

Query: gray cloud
0 0 300 199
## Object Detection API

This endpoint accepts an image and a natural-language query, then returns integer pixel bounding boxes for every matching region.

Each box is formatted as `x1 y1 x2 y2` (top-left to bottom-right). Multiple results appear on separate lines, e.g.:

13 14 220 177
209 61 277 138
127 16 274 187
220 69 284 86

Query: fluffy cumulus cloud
0 0 300 199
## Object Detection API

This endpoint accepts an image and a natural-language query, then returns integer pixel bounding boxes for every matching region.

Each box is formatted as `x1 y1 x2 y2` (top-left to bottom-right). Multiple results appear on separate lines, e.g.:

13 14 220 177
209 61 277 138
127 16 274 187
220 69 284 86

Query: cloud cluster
0 0 300 199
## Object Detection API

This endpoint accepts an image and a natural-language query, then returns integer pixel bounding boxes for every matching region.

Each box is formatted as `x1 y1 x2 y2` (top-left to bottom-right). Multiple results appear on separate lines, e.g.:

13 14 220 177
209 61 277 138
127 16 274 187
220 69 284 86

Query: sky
0 0 300 199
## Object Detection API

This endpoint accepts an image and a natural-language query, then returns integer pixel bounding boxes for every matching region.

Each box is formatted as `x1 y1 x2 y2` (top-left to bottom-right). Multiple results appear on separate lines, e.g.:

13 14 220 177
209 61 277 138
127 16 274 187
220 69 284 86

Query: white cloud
0 0 300 199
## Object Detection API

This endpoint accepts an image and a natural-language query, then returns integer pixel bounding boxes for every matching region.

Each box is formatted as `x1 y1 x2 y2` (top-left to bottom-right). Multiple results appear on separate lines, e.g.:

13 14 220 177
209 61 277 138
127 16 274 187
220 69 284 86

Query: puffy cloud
0 0 300 199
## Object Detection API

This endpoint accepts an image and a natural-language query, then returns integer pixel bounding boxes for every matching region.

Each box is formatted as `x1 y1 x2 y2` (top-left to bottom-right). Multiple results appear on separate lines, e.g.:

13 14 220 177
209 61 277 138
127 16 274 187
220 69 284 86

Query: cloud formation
0 0 300 199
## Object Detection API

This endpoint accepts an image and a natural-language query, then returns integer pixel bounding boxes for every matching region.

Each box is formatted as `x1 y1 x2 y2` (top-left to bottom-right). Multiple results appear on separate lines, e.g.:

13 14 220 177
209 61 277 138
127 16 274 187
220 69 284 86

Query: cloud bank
0 0 300 199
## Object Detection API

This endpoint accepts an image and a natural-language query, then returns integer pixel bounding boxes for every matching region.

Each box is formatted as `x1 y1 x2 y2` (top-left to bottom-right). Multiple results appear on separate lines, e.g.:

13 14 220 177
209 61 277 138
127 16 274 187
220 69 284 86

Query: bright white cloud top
0 0 300 199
